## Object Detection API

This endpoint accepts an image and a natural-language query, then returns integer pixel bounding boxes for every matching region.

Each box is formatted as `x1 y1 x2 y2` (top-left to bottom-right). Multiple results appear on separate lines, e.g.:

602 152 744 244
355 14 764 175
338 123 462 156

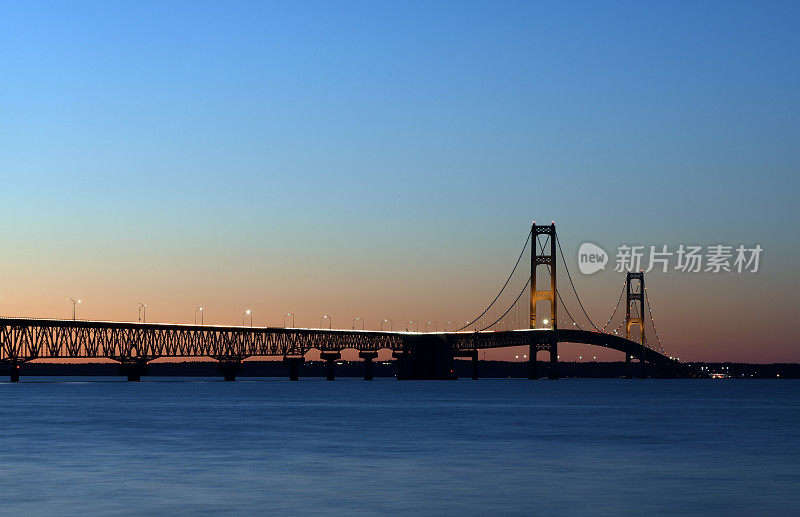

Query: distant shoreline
6 360 797 379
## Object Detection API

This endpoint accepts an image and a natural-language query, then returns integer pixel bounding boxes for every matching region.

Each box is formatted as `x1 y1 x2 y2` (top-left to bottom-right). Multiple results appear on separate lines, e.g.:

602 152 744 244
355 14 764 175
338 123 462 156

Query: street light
67 298 81 321
408 320 418 332
195 307 204 325
137 303 147 323
243 309 252 327
445 321 453 332
425 321 437 332
284 313 295 328
321 314 331 329
381 318 393 331
352 316 364 330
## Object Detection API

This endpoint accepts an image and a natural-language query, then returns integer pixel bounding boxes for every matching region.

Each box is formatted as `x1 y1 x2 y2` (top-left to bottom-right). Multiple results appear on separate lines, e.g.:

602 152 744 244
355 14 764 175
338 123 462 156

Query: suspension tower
625 271 647 378
529 222 558 379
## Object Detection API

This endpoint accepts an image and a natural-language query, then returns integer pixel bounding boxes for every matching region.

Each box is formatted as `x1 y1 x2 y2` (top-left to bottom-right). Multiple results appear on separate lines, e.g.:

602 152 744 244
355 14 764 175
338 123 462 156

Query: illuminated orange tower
529 221 558 379
626 271 647 378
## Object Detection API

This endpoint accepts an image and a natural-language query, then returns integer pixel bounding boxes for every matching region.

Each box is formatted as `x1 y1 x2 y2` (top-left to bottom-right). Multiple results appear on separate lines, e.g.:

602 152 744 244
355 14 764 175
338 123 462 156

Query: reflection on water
0 378 797 515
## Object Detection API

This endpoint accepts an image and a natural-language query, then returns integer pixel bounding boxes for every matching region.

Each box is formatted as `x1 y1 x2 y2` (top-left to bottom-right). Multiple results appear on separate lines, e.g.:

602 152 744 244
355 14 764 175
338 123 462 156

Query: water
0 378 797 516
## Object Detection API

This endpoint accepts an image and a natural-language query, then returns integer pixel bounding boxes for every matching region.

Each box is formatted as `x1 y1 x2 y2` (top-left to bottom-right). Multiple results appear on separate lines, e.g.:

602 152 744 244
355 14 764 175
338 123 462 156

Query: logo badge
578 242 608 275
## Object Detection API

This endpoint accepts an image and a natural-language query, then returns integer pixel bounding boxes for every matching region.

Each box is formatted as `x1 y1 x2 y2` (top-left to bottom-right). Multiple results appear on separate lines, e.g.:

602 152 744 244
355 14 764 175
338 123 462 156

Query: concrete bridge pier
320 351 341 381
1 361 21 382
119 360 149 382
528 345 538 379
455 350 479 379
392 350 408 379
283 356 305 381
218 359 243 381
396 335 455 380
548 343 559 380
637 349 648 379
359 351 378 380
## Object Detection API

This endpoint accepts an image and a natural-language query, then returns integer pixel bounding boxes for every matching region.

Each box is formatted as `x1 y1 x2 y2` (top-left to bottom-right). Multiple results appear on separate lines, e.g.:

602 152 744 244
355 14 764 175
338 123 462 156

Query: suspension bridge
0 222 695 381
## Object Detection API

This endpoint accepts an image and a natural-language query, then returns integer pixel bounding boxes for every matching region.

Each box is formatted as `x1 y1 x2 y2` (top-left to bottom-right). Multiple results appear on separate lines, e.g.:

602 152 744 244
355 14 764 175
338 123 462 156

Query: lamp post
195 307 204 325
67 298 81 321
321 314 331 329
425 321 437 332
352 316 364 330
408 320 418 332
284 313 295 328
445 321 453 332
137 303 147 323
381 318 393 331
243 309 252 327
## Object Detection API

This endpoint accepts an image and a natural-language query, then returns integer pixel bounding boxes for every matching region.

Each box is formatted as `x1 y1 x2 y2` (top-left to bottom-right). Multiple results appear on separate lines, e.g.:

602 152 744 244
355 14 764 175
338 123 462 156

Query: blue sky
1 1 798 360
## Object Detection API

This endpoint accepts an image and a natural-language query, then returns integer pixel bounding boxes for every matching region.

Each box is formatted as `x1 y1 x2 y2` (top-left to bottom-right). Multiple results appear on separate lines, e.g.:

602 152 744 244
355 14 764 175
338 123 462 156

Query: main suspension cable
556 287 582 330
555 235 600 331
458 228 532 331
601 279 627 332
644 287 667 354
479 277 531 331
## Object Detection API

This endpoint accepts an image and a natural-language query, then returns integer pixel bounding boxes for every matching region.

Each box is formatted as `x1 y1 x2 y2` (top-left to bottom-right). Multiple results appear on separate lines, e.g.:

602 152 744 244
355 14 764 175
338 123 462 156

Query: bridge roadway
0 317 684 381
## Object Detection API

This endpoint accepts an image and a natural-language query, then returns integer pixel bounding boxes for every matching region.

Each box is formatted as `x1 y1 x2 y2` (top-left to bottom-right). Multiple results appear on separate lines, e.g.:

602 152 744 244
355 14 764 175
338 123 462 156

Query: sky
1 1 798 362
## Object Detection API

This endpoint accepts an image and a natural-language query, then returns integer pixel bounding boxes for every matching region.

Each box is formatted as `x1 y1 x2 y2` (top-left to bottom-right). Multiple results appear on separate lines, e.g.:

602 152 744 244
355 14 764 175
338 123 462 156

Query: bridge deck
0 317 676 367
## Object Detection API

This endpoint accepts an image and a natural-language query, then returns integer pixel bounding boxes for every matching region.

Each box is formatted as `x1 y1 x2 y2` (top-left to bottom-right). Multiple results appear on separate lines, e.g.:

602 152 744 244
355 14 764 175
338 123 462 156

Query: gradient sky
1 1 798 362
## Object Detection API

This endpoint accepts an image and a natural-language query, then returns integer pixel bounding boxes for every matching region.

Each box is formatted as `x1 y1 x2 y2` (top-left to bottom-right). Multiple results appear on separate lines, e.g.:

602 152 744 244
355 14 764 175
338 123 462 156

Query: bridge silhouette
0 223 693 381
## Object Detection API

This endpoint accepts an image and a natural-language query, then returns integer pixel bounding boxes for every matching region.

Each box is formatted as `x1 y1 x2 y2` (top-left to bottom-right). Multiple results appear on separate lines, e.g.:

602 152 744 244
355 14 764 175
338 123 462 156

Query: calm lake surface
0 378 797 516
